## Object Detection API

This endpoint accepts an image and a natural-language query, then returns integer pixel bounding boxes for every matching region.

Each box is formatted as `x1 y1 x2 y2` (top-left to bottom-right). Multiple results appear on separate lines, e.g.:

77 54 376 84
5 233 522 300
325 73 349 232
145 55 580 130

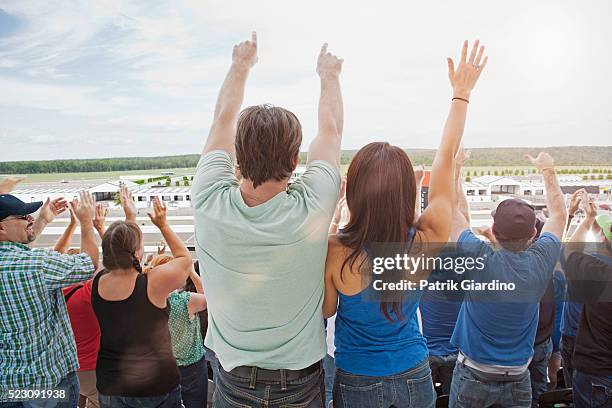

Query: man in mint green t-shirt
192 32 344 407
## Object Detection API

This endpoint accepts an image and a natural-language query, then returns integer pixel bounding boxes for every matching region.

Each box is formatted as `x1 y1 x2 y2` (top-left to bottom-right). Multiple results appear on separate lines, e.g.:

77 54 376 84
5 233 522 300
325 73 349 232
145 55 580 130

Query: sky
0 0 610 161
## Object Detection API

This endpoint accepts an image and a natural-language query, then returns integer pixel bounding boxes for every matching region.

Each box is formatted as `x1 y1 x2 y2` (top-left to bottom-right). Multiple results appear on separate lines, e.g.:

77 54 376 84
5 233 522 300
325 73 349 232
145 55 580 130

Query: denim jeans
449 360 532 408
179 357 208 408
205 349 220 384
572 370 612 408
213 363 325 408
528 337 552 407
332 358 435 408
2 371 80 408
322 354 336 407
429 353 458 396
559 335 575 389
98 386 182 408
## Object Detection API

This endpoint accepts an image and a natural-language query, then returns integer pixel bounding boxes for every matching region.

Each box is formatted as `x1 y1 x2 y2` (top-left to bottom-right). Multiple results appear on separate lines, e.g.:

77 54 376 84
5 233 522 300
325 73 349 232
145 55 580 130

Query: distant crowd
1 33 611 408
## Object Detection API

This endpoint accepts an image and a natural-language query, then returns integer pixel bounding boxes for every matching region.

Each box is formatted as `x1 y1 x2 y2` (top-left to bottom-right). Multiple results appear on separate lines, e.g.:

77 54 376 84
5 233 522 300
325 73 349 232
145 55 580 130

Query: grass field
11 168 196 183
9 165 612 183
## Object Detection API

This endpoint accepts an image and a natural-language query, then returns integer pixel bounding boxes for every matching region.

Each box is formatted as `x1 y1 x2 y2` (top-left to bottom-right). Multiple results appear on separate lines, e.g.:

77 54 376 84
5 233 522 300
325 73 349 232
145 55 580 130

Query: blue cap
0 194 43 221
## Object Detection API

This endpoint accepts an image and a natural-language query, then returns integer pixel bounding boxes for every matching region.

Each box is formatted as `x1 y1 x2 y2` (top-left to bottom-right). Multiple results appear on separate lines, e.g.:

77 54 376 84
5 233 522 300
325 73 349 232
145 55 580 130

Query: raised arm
147 198 192 302
32 197 68 241
414 164 425 218
119 185 137 223
0 176 26 194
418 40 487 242
307 43 344 169
202 32 258 158
53 208 77 253
92 203 108 238
187 293 208 315
450 147 472 241
70 192 99 270
525 153 568 240
564 189 582 239
569 191 597 243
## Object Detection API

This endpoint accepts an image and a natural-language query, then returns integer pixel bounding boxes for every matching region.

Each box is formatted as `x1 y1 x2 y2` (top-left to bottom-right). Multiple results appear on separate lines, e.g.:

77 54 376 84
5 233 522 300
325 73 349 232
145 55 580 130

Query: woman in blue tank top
323 40 488 408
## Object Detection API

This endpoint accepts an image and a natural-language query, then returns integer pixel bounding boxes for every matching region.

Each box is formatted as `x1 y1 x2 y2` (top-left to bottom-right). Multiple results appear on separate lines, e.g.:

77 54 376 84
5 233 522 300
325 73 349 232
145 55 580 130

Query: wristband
452 97 469 103
540 167 555 173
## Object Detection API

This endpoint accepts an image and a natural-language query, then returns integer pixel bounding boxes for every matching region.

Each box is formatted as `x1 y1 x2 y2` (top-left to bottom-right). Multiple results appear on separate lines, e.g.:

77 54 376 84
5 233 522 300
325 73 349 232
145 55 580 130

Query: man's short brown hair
235 104 302 188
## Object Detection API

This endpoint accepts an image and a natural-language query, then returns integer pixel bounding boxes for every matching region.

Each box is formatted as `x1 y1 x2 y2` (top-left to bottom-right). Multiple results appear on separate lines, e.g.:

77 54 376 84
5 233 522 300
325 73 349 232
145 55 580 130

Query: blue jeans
179 357 208 408
429 353 458 396
572 370 612 408
332 358 435 408
213 364 325 407
449 360 531 408
322 354 336 407
99 386 182 408
2 371 80 408
205 349 219 384
528 337 553 407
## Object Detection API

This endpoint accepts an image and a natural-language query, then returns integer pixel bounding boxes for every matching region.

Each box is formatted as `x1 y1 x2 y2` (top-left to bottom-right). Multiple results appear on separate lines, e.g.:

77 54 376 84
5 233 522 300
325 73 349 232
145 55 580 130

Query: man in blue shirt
448 152 566 408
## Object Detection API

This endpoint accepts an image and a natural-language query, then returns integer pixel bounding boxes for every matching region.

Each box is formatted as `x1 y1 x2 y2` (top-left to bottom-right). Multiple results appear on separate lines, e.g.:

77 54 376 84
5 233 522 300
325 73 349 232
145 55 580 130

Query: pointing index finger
320 43 328 55
251 31 257 45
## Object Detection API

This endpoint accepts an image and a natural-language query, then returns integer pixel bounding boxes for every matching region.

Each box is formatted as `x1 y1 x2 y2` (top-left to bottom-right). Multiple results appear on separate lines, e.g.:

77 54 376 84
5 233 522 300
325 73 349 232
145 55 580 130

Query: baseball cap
492 198 536 240
595 214 612 242
0 194 43 221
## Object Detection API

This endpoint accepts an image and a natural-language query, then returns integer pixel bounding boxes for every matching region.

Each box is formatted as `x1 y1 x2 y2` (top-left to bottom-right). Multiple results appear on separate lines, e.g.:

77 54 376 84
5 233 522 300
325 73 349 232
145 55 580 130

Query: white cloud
0 0 611 161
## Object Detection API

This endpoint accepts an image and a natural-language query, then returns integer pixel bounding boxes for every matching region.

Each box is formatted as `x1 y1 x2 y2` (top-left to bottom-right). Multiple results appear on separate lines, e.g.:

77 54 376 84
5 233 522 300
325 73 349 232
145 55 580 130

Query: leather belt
226 361 321 383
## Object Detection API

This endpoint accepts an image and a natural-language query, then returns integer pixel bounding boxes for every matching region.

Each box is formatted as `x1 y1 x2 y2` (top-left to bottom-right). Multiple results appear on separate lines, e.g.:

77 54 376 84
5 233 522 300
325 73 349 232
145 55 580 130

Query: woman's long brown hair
338 142 417 322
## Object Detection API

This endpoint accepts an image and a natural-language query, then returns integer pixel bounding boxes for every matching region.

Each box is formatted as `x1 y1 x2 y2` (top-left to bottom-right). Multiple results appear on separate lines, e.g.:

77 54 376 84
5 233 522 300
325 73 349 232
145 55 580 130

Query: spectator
147 254 208 408
192 33 343 407
323 41 487 408
563 195 612 408
420 148 471 396
559 189 585 388
547 268 566 391
448 151 567 408
323 179 345 408
528 267 565 406
92 198 191 408
0 191 99 407
55 200 112 408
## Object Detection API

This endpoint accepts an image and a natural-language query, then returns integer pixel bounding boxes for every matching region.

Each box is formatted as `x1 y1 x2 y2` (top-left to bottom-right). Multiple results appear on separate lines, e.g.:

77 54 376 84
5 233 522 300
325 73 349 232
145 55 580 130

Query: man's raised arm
307 43 344 169
202 32 258 158
525 152 567 240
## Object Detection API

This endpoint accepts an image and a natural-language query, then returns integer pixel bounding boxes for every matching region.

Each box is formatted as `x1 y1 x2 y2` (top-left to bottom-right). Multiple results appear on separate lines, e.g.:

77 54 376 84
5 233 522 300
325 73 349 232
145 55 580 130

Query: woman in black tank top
92 197 192 408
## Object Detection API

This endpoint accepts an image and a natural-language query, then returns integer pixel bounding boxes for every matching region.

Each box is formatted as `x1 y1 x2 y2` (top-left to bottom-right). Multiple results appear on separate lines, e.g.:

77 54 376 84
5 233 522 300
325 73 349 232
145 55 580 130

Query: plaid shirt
0 241 95 392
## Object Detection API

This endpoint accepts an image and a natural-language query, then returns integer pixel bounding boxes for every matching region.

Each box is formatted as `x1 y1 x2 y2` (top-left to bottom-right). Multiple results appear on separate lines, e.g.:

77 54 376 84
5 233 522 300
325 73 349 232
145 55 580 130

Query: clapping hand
120 185 137 222
70 192 96 225
39 197 68 224
147 197 168 230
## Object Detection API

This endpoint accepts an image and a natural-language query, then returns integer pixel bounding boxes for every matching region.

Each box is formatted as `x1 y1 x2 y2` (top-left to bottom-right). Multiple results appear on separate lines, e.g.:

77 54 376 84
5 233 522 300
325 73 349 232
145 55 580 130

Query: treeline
1 146 610 175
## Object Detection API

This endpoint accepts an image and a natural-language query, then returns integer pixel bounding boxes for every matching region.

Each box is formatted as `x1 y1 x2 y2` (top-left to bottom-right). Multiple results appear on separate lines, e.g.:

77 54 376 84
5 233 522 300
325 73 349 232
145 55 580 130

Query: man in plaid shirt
0 191 99 407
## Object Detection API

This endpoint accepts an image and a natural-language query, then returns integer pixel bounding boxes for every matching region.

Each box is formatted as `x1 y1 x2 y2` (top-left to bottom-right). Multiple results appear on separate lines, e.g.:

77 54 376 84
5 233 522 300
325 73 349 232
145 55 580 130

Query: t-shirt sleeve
192 150 236 208
36 250 95 289
289 160 341 217
565 252 612 302
527 232 562 282
457 229 492 259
